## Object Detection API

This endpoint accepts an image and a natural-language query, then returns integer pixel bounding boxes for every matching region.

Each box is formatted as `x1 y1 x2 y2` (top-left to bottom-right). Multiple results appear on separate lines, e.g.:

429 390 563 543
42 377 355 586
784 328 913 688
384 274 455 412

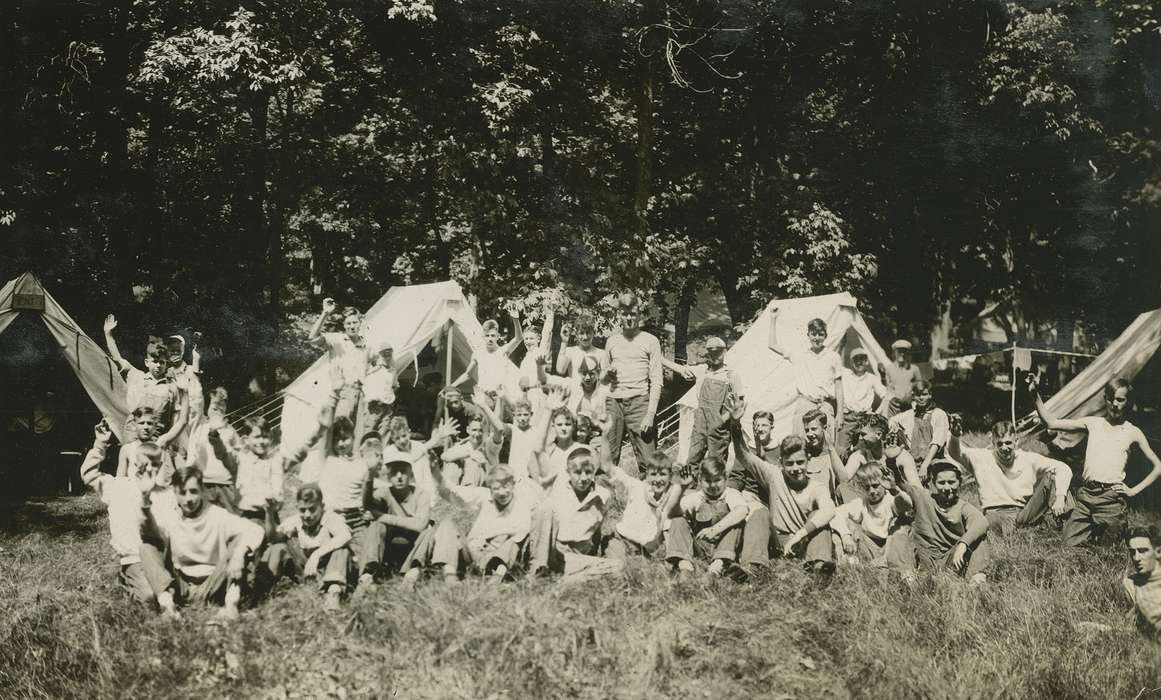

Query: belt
1083 480 1122 490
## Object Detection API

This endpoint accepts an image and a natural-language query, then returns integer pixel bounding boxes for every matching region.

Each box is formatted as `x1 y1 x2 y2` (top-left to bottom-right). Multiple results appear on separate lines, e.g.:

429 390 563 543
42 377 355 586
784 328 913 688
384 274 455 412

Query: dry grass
3 438 1161 699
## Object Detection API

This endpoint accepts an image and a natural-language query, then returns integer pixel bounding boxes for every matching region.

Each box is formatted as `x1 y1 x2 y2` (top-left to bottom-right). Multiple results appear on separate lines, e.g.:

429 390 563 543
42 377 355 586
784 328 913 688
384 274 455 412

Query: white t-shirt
475 349 512 394
278 511 351 553
317 456 368 511
960 447 1072 510
362 366 397 405
679 487 748 517
321 332 371 386
791 348 843 402
841 369 888 413
1081 417 1144 484
559 346 611 380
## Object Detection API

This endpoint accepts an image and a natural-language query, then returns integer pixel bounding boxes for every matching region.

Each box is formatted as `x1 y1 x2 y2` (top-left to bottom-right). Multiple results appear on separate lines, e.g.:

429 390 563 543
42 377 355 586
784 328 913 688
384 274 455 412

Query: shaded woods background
1 0 1159 376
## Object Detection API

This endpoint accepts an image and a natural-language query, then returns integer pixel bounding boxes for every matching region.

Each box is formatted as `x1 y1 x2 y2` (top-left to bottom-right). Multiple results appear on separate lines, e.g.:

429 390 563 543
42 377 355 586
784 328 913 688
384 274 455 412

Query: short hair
990 420 1016 439
172 465 204 489
1125 525 1161 548
482 319 500 333
645 453 674 476
550 407 575 425
576 413 601 439
861 413 889 435
511 399 533 414
928 460 960 481
343 309 362 321
208 387 228 410
574 314 595 334
360 431 383 447
779 435 807 463
802 408 828 429
296 482 323 505
488 466 515 487
132 406 156 419
854 461 885 488
752 410 775 425
442 387 462 399
912 379 932 393
145 345 168 362
386 416 410 442
699 459 727 480
807 318 827 335
885 425 907 446
1104 378 1133 402
136 442 163 466
616 291 640 309
243 415 270 437
566 446 595 469
524 324 541 338
332 416 355 440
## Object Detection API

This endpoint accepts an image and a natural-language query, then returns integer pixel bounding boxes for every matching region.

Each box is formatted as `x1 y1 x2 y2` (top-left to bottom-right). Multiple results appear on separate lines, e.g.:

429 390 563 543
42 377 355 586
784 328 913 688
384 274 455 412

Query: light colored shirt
362 366 397 405
841 369 888 413
679 487 747 518
185 423 236 484
790 348 843 402
1123 566 1161 634
835 496 899 541
559 345 611 380
548 479 611 545
453 485 533 548
608 469 669 546
506 425 539 483
235 452 284 511
318 456 368 512
958 447 1072 510
475 348 513 394
890 407 950 459
1080 417 1143 484
153 504 264 579
81 443 146 565
278 511 351 553
606 331 663 414
884 363 923 403
320 332 371 386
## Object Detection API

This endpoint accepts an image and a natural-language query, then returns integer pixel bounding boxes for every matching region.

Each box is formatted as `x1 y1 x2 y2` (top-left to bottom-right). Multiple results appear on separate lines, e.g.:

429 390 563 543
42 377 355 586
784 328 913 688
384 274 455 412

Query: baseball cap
851 348 869 360
705 336 726 351
891 339 913 351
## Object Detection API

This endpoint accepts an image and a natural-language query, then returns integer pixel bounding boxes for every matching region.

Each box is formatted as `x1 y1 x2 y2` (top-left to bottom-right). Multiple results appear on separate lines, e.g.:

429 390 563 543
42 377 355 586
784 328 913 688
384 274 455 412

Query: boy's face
860 425 884 448
379 349 393 367
332 432 354 456
361 442 383 469
524 331 540 351
576 328 593 348
144 355 166 379
580 366 599 390
393 431 411 451
913 387 932 410
484 328 500 350
553 414 574 442
135 414 157 441
991 431 1016 464
298 499 323 529
566 457 597 494
574 421 595 444
446 393 463 410
646 467 670 498
753 417 772 442
893 349 909 365
705 348 725 369
176 477 205 518
781 449 810 490
1127 536 1159 577
618 306 640 332
807 329 826 351
387 466 412 491
466 420 484 445
930 469 960 507
513 407 533 429
862 476 886 505
246 430 272 457
1107 387 1130 421
803 419 825 449
343 314 361 338
489 478 515 509
852 356 869 374
700 471 726 499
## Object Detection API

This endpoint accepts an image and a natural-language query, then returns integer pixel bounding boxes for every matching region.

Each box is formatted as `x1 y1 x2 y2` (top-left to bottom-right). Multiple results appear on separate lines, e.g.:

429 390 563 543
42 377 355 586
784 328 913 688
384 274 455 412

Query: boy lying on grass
81 422 175 613
257 482 352 610
1123 526 1161 636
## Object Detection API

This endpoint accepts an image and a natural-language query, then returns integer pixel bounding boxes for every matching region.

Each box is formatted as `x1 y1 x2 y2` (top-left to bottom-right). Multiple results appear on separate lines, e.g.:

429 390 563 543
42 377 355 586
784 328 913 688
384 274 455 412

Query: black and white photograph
1 0 1160 697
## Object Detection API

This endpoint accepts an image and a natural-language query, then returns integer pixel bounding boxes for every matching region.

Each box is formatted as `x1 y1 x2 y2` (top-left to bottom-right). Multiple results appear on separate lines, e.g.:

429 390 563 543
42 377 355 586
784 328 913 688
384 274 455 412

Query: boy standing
888 381 950 479
947 420 1072 535
662 336 742 466
308 298 373 425
604 292 662 476
1032 375 1161 546
881 339 923 417
838 348 889 455
556 314 610 380
768 314 845 441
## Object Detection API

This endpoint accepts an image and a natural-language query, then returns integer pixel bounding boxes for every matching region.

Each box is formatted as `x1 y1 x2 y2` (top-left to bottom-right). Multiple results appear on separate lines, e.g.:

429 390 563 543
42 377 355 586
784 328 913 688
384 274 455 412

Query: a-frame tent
672 292 890 462
0 272 129 440
281 280 515 444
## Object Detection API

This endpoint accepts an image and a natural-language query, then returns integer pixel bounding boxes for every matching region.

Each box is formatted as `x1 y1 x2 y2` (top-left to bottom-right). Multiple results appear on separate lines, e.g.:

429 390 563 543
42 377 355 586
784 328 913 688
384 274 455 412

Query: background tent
1018 306 1161 438
281 280 514 444
667 292 889 462
0 272 128 441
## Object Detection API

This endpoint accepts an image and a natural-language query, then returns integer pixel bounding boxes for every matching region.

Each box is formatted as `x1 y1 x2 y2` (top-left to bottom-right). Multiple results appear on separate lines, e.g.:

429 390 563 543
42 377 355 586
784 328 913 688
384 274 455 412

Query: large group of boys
81 293 1161 633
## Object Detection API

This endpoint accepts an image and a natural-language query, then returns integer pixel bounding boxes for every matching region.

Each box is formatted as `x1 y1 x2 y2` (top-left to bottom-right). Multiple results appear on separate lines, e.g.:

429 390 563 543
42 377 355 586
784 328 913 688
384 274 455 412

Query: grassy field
3 461 1161 698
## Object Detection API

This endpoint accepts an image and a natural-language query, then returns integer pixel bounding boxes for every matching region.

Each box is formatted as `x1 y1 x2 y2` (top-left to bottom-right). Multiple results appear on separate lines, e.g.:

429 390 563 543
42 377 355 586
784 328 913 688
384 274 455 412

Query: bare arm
80 424 113 492
308 298 336 346
102 315 132 370
1126 432 1161 498
1031 374 1088 432
155 389 188 448
501 310 523 356
377 490 431 533
539 306 554 357
645 335 663 421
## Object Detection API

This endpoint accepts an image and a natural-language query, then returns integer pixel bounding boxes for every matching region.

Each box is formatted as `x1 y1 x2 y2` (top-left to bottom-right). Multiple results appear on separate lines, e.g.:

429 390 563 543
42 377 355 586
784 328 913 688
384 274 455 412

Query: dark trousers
605 394 655 478
1063 482 1127 546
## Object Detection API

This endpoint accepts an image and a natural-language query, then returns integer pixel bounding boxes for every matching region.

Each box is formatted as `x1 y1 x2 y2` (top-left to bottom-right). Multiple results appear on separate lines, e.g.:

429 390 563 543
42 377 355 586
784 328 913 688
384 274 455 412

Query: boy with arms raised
1032 374 1161 546
726 396 837 570
832 462 908 565
308 298 372 425
947 419 1072 535
604 454 684 560
768 314 845 440
886 457 990 583
665 459 749 577
259 482 352 610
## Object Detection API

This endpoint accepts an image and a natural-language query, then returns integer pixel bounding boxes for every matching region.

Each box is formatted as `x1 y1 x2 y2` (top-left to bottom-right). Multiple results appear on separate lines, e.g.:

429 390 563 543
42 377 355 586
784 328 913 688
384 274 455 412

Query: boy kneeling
259 483 353 609
141 466 265 620
665 459 748 577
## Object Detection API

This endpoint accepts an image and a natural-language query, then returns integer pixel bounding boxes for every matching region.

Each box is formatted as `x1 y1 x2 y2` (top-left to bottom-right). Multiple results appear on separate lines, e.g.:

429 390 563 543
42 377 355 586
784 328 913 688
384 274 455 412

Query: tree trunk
243 91 270 311
673 278 696 363
716 267 748 329
633 0 662 229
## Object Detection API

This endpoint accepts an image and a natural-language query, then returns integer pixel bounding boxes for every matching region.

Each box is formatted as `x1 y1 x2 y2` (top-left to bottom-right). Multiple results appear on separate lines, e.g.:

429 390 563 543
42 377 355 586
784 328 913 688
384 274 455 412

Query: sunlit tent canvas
0 272 128 440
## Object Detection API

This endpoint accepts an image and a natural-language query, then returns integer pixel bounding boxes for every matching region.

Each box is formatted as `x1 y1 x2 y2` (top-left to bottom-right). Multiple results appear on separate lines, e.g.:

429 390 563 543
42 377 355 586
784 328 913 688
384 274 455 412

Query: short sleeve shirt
321 332 371 386
791 348 843 402
278 511 351 553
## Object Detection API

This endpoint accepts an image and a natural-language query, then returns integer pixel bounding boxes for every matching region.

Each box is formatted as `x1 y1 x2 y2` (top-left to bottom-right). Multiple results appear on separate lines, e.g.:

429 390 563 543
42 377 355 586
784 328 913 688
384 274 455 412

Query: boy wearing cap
604 292 663 477
357 456 433 588
838 348 889 457
662 336 742 465
882 340 923 417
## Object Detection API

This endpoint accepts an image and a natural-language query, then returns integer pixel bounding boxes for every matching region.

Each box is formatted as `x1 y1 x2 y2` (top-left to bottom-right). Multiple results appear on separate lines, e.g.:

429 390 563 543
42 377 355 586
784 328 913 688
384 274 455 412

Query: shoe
157 591 181 621
323 586 343 610
401 568 420 590
706 559 724 578
215 604 240 622
353 573 375 598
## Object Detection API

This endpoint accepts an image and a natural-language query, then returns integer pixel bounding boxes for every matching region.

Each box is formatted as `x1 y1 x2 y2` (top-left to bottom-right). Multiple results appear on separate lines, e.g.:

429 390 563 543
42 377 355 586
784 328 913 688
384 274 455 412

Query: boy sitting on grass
408 463 533 584
357 457 433 590
529 445 624 582
1123 526 1161 635
726 395 837 572
604 454 684 560
886 458 990 584
258 482 352 610
141 466 265 620
888 380 950 480
947 419 1072 536
81 422 176 612
664 459 749 578
832 462 908 566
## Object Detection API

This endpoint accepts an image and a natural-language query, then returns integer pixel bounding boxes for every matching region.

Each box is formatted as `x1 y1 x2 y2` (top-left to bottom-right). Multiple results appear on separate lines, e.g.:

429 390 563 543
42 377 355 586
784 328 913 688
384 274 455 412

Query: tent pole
445 321 454 424
1010 343 1017 429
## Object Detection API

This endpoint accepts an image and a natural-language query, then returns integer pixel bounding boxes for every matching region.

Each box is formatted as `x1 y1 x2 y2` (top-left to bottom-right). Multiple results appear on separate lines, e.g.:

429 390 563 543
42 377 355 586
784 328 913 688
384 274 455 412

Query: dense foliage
2 0 1159 362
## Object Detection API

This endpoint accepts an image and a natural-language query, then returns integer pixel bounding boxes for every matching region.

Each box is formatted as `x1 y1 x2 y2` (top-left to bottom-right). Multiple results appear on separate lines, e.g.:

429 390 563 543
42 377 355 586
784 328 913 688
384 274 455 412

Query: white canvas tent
672 292 889 461
1019 306 1161 438
0 272 129 440
281 280 514 443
